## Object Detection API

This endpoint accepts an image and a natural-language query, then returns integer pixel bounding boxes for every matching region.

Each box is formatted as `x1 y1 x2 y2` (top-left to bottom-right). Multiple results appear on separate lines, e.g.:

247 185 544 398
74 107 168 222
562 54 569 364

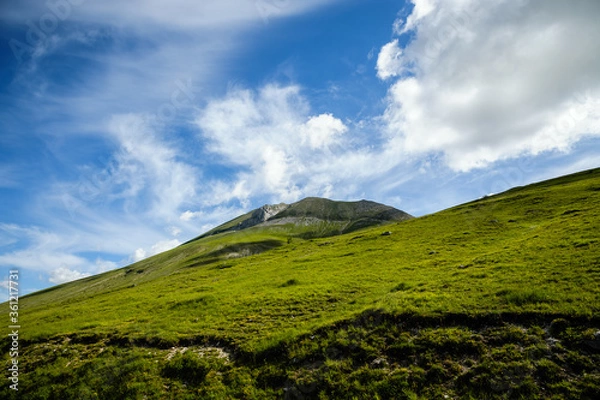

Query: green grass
2 168 600 399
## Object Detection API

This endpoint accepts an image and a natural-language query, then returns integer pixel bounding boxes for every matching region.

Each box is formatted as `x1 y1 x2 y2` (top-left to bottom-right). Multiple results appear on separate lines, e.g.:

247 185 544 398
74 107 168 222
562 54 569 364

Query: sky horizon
1 0 599 298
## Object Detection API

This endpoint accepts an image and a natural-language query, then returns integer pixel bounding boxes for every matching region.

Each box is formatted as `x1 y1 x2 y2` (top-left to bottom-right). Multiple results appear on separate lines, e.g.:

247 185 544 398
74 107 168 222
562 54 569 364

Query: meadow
2 168 599 399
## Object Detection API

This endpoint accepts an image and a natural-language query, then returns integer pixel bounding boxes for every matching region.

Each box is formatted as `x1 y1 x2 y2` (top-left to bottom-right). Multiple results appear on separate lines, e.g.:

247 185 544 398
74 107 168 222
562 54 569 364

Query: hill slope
190 197 413 241
2 168 600 399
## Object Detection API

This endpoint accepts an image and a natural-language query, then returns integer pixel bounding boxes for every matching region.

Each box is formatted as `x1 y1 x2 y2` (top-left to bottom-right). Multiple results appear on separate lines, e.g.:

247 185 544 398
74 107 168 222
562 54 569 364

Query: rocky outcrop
235 203 289 230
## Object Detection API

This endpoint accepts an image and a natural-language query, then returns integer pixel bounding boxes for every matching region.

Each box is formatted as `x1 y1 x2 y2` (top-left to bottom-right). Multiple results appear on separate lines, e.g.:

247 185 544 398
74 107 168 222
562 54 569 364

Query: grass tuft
281 278 299 287
499 289 551 306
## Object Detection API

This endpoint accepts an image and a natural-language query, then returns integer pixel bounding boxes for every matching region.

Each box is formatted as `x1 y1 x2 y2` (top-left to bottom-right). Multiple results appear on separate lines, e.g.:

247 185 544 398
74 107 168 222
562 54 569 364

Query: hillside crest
190 197 413 241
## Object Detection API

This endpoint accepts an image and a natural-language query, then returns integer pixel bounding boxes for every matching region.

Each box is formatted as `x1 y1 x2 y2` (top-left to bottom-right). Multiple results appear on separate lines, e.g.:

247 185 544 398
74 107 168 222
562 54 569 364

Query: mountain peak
189 197 413 242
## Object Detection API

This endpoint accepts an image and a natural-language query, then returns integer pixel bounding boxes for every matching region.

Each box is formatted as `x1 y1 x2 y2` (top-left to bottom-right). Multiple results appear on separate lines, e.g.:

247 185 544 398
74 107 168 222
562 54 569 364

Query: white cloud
180 210 202 222
0 250 87 271
182 204 251 233
392 18 404 36
380 0 600 171
95 259 118 273
4 0 339 30
196 84 423 206
302 113 348 149
16 113 202 274
400 0 435 34
0 224 88 270
376 39 403 80
131 239 181 262
0 105 257 285
150 239 180 255
133 248 147 262
0 224 131 284
102 113 200 219
49 266 90 284
198 84 376 203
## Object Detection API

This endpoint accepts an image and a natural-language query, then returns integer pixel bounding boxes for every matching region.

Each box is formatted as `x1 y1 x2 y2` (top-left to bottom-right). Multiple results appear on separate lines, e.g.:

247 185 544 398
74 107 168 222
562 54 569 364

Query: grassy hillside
3 168 600 399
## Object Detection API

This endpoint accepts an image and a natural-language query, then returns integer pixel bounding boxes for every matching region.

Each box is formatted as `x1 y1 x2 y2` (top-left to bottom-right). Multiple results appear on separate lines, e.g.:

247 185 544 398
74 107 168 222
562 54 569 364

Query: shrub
162 352 211 386
391 282 412 292
281 279 299 287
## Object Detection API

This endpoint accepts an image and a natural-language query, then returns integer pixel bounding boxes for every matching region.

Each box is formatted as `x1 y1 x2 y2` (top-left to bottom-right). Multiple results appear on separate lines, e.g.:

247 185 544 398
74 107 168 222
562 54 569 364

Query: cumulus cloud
376 39 403 80
195 83 428 209
400 0 435 34
302 113 348 149
49 266 90 284
197 84 358 202
379 0 600 171
133 248 147 262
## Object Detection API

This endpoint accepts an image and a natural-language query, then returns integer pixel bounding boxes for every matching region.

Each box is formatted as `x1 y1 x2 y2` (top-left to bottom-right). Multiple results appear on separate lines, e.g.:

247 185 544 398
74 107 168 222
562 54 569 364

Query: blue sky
1 0 599 297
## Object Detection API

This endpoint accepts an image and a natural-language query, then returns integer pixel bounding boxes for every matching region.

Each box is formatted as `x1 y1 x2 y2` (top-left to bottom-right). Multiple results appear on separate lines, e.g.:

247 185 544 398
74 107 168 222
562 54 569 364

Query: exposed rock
236 203 289 230
370 357 389 369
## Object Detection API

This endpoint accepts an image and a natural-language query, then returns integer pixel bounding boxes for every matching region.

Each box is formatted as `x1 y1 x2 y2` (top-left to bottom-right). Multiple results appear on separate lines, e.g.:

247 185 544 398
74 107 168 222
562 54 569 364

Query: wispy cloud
3 0 340 30
107 114 199 218
1 2 348 285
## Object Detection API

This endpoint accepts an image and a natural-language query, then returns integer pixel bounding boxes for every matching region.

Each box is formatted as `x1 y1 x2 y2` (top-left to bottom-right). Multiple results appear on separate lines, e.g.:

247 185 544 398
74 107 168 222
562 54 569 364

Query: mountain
189 197 413 241
2 168 599 399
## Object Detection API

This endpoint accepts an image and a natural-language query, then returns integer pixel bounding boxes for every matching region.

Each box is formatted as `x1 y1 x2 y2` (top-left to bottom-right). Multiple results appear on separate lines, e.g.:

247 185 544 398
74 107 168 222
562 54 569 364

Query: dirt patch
165 345 231 361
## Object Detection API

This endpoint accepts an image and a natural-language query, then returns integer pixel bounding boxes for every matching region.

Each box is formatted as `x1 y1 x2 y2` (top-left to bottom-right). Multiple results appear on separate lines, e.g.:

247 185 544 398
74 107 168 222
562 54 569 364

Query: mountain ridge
189 197 413 242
